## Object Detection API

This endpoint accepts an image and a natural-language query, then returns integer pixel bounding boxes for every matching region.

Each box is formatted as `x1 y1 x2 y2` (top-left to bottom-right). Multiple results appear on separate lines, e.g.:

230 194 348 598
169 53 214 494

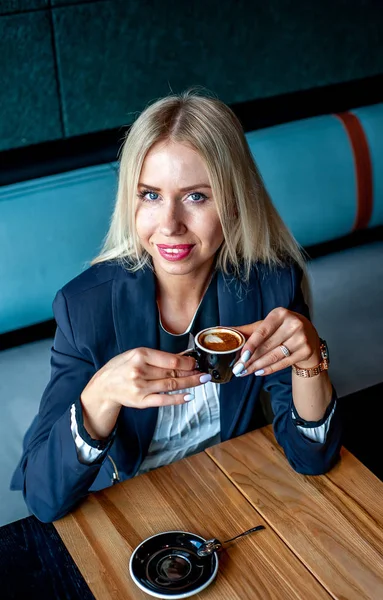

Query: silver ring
280 344 291 358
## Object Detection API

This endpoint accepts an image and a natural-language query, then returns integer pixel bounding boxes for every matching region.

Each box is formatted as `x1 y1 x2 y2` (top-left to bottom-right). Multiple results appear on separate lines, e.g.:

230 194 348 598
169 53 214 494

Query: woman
12 91 342 522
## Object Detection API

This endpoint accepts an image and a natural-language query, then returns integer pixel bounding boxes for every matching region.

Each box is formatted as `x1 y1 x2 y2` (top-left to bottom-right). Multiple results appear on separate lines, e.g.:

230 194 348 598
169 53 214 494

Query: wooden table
54 426 383 599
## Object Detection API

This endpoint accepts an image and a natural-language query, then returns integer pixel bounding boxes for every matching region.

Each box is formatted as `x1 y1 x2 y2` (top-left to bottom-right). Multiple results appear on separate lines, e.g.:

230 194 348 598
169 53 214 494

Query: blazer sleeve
14 290 111 522
263 264 343 475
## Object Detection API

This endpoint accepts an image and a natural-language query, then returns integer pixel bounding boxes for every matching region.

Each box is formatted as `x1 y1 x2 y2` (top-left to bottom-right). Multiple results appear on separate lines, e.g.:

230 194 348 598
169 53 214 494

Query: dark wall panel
0 10 62 150
50 0 97 5
52 0 383 138
0 1 47 16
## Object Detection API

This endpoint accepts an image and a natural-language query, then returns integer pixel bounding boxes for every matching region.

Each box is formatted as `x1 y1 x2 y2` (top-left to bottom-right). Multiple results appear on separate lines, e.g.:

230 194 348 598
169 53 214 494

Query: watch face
320 339 330 364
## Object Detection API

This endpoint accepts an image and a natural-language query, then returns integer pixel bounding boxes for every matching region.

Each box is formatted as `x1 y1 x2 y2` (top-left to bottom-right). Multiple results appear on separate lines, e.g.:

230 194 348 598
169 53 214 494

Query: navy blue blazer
12 260 341 522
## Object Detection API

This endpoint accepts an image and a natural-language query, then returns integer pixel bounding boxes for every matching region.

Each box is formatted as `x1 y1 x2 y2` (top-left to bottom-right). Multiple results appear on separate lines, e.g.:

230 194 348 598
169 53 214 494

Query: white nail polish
241 350 251 363
232 363 245 376
200 374 212 384
184 394 195 402
254 369 265 376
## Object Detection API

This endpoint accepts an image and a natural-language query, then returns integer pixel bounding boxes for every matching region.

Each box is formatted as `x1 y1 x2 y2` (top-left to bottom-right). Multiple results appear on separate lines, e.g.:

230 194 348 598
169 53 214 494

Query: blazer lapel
218 269 262 440
112 266 159 471
113 266 158 354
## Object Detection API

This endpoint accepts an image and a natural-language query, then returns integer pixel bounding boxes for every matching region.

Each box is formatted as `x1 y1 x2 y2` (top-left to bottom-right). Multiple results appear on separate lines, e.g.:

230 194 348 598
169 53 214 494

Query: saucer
129 531 219 599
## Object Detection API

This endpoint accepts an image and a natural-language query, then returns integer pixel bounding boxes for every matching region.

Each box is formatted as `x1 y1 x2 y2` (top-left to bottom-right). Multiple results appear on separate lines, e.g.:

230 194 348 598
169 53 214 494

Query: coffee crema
199 329 242 352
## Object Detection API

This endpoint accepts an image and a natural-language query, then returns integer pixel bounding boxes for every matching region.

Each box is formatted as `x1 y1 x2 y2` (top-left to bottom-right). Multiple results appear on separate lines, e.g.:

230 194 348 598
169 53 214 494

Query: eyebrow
138 182 211 192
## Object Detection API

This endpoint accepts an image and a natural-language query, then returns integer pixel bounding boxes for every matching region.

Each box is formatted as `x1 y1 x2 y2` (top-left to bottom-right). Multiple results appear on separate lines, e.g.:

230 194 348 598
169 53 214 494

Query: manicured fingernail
254 369 265 376
241 350 251 363
200 374 212 384
232 363 245 376
239 369 248 377
184 394 195 402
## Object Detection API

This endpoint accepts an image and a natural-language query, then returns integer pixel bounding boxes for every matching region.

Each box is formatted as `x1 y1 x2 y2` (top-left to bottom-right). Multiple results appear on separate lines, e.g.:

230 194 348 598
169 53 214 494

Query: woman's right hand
80 348 207 440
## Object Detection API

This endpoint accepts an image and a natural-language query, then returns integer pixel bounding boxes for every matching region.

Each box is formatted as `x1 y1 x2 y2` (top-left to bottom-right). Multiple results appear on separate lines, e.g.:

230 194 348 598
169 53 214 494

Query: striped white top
138 381 221 474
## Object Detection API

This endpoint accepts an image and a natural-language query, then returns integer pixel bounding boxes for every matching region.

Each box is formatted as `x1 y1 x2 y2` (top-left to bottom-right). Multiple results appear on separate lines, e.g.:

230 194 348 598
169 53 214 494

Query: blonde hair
92 90 307 282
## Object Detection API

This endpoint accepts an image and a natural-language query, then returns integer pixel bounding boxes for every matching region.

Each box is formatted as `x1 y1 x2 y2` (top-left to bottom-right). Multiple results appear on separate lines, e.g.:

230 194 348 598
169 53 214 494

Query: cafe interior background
0 0 382 528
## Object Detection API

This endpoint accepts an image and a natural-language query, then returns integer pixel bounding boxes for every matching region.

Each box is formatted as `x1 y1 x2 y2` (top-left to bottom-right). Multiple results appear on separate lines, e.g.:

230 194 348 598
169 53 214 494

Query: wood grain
206 426 383 600
55 452 331 600
264 428 383 556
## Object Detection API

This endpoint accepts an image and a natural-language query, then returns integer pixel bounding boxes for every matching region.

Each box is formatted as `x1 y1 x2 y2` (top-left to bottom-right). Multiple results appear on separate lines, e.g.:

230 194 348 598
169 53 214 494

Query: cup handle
179 348 201 371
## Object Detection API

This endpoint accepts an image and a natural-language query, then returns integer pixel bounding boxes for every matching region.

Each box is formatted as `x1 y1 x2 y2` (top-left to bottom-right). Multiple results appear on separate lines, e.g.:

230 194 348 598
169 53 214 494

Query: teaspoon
197 525 265 557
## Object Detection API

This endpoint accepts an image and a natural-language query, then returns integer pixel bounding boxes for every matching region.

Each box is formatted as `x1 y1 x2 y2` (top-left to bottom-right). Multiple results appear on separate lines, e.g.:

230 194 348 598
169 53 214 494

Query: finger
234 320 263 340
234 343 295 378
129 348 198 372
141 391 196 408
232 316 291 377
246 342 310 376
243 324 295 367
146 372 212 395
233 308 295 370
240 308 288 355
142 366 201 381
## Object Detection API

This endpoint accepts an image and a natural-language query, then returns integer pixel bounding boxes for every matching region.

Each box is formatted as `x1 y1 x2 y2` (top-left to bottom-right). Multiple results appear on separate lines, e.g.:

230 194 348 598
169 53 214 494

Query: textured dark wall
1 0 382 151
0 1 48 14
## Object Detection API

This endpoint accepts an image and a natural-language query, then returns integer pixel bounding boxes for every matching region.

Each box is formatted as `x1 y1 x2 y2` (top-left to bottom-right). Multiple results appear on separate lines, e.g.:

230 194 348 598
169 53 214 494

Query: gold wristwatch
292 339 330 378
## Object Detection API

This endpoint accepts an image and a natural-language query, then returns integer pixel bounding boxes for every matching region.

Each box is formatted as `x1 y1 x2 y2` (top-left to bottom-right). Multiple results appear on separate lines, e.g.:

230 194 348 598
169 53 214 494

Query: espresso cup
187 326 245 384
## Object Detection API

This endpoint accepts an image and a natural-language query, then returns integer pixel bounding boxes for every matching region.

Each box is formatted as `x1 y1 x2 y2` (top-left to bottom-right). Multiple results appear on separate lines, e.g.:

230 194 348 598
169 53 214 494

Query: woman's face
135 141 224 279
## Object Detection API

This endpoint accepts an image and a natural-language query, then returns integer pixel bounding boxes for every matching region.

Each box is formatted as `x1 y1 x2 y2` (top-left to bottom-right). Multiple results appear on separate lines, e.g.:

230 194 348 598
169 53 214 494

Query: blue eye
138 190 159 202
189 193 207 202
137 190 207 203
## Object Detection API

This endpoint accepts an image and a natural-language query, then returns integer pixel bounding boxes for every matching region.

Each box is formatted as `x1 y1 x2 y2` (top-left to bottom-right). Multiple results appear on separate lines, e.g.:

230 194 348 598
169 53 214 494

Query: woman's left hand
233 307 321 377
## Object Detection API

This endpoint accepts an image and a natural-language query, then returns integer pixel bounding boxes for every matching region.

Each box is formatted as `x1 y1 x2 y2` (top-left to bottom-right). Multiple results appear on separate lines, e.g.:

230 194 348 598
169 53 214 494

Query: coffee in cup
187 327 245 384
198 328 243 353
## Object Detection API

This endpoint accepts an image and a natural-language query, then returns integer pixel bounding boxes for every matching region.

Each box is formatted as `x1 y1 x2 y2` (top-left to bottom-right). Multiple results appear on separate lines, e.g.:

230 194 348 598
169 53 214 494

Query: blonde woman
12 92 341 522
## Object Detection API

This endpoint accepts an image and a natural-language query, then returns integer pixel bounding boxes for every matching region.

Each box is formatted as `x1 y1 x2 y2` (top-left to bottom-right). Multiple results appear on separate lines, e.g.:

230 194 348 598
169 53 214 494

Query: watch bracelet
292 361 329 378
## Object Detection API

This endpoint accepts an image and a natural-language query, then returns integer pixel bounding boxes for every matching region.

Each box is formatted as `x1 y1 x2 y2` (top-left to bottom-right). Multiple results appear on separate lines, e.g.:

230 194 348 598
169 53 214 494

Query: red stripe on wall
335 112 373 231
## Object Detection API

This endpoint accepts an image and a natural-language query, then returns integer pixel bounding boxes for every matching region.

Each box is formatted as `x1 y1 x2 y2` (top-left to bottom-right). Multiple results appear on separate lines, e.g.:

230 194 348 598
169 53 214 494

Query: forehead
140 141 209 185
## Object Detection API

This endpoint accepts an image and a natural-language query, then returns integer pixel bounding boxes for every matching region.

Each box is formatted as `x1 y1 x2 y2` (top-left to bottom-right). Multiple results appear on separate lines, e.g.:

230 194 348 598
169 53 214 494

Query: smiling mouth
156 244 195 261
160 248 184 254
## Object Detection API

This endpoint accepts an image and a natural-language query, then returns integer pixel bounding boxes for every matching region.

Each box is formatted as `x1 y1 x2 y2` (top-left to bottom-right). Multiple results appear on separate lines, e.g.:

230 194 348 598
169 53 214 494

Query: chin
152 255 204 276
159 261 197 276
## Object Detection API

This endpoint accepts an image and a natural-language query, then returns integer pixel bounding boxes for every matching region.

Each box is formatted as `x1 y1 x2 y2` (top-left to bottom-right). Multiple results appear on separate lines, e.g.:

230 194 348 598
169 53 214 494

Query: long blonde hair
92 90 306 282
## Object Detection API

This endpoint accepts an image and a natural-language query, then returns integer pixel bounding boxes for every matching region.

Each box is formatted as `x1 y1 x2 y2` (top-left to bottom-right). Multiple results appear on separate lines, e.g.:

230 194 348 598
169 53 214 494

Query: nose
159 201 187 236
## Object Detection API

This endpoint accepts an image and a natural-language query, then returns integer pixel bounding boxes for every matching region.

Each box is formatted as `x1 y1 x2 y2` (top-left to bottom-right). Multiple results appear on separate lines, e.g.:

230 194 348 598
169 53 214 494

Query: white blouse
138 381 221 474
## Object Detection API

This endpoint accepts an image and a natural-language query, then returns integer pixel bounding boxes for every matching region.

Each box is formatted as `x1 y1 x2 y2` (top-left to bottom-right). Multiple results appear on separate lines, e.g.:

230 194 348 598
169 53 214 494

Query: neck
155 258 216 309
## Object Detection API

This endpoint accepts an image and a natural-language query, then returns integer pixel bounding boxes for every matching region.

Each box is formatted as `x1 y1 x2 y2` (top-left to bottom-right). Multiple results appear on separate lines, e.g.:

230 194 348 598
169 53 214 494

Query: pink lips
156 244 195 261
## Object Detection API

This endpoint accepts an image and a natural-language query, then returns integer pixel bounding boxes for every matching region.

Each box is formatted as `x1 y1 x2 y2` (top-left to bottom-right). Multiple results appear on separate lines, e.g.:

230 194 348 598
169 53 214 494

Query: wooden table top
207 426 383 600
54 426 383 600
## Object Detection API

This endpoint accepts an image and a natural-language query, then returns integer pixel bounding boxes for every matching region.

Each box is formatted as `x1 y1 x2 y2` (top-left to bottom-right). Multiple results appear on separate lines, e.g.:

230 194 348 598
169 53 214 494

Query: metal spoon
197 525 265 557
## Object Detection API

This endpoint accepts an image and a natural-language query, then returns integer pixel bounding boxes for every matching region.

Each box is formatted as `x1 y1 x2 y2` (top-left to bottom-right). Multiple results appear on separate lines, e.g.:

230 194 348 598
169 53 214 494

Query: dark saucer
129 531 219 599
